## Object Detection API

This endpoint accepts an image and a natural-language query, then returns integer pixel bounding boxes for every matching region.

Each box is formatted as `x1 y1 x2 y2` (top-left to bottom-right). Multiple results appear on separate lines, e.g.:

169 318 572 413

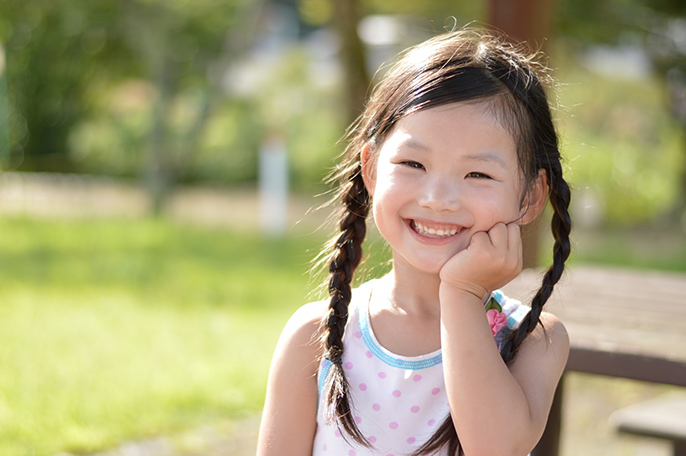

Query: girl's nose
417 176 462 212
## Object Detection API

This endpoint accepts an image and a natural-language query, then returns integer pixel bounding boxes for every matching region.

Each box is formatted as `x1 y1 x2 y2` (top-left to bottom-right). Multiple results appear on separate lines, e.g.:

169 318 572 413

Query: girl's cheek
481 200 519 227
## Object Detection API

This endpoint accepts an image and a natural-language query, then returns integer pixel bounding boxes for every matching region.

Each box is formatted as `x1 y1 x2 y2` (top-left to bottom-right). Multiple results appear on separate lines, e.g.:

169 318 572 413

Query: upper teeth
413 220 460 237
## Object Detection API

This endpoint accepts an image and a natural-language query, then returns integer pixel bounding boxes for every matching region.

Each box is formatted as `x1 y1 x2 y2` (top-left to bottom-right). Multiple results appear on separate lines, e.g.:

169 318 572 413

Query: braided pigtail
500 159 572 364
321 162 371 446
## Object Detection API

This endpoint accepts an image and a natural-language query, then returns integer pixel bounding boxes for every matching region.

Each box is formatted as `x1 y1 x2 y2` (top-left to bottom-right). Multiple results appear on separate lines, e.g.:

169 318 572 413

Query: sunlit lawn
2 215 685 456
0 217 325 456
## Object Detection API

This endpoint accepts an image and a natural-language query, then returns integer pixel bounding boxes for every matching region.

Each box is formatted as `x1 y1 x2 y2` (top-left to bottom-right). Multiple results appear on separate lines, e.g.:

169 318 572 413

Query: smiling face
362 101 539 276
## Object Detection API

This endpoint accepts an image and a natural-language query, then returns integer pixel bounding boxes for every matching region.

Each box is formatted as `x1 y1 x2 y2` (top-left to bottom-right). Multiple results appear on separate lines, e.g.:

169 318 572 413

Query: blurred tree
538 0 686 224
0 43 8 164
333 0 369 126
0 1 134 172
117 0 251 213
488 0 554 49
641 1 686 222
299 0 488 128
0 0 259 213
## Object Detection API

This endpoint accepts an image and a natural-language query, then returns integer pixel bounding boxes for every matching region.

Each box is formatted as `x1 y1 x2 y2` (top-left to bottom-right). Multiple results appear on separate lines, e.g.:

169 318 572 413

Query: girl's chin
392 254 454 277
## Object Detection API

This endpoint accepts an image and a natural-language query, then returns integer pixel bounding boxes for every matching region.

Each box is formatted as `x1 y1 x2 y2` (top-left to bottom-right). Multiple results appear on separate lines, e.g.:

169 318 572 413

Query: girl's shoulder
258 300 329 455
510 310 569 383
537 311 569 352
280 300 329 354
290 299 329 326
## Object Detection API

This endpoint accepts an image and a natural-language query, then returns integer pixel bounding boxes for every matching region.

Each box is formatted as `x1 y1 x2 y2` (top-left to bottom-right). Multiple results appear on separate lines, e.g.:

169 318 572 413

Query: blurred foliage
0 0 685 221
555 0 686 44
299 0 484 29
0 0 259 176
555 46 684 226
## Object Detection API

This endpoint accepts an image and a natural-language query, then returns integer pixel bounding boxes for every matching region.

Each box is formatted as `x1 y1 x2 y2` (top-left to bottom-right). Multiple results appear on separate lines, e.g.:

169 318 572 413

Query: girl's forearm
439 284 537 456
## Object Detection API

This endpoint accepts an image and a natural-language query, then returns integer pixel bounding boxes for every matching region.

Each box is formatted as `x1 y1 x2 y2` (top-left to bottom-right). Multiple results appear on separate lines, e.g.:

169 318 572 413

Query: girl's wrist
439 280 490 305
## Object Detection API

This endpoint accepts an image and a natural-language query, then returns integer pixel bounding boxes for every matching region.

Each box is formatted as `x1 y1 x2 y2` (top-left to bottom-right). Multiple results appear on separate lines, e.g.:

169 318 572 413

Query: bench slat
610 395 686 442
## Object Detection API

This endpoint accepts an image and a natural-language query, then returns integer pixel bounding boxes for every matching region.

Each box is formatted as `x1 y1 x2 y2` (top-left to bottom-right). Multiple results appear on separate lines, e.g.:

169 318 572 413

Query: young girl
257 29 571 456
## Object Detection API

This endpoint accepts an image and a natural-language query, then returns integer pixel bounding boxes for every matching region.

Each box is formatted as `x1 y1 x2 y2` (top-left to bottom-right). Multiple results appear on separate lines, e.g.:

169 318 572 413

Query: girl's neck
378 263 442 318
367 263 443 357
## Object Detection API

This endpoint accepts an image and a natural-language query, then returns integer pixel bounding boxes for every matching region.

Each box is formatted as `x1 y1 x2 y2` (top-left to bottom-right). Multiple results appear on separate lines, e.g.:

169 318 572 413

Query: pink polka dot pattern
309 279 481 456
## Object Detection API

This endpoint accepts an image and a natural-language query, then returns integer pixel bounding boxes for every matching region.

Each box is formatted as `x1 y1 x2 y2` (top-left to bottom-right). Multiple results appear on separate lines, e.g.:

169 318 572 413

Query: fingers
486 222 508 248
476 222 523 278
440 222 524 298
481 222 520 252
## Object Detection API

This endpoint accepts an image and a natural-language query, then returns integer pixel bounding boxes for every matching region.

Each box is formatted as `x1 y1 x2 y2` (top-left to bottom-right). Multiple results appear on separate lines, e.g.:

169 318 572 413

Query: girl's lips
409 219 464 239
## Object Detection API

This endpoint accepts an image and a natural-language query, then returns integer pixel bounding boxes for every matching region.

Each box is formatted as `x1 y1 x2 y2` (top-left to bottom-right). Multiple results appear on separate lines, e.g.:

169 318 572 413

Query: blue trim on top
358 298 443 370
507 305 531 330
318 359 332 397
492 290 505 303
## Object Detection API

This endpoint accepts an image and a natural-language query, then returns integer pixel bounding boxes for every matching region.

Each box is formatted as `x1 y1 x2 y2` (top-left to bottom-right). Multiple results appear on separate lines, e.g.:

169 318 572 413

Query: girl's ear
360 144 376 197
519 169 548 224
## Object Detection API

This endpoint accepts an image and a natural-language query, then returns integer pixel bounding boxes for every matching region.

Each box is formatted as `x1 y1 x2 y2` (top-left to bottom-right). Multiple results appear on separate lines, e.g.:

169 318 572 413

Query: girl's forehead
387 102 517 157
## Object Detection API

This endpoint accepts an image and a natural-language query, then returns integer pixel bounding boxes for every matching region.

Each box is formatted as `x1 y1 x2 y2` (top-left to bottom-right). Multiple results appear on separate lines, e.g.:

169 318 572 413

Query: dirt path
0 172 330 234
81 415 261 456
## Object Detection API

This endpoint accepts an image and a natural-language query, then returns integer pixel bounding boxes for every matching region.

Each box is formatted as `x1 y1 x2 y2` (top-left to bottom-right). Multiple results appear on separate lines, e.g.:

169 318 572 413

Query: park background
0 0 685 455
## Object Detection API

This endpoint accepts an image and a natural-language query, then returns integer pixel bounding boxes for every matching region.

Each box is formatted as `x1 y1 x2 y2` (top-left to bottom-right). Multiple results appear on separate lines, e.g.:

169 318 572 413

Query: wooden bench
609 394 686 456
502 266 686 456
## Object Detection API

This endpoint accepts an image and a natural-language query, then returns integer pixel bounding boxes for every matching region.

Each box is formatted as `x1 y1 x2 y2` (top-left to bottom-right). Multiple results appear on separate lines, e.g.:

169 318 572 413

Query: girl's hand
439 222 523 301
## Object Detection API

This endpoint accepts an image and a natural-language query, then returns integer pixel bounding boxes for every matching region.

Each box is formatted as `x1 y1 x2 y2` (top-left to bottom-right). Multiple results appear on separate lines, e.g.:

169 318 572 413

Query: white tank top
312 280 530 456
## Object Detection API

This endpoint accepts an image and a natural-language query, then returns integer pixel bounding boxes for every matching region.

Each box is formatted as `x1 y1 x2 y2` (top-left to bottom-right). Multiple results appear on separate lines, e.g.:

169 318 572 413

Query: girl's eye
402 161 425 170
466 172 492 179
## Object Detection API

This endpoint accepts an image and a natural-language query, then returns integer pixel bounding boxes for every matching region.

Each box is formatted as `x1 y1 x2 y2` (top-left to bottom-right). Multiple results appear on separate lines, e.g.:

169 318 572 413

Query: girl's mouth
410 219 464 239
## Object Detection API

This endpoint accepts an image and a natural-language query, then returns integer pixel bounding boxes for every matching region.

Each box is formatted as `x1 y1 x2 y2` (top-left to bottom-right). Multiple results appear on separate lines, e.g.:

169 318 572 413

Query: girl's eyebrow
402 137 431 151
462 151 507 168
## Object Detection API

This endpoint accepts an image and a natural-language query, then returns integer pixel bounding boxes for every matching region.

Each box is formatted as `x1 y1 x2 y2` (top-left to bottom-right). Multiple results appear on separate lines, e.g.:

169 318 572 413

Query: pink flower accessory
485 297 508 336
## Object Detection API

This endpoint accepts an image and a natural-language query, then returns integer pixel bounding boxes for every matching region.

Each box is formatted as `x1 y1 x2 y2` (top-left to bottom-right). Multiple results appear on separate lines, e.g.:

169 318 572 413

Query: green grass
3 215 685 456
0 217 324 456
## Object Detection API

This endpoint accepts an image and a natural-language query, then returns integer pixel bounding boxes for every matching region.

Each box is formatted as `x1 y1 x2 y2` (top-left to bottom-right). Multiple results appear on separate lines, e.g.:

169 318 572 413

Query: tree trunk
146 53 174 216
487 0 554 50
0 44 8 166
333 0 370 127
